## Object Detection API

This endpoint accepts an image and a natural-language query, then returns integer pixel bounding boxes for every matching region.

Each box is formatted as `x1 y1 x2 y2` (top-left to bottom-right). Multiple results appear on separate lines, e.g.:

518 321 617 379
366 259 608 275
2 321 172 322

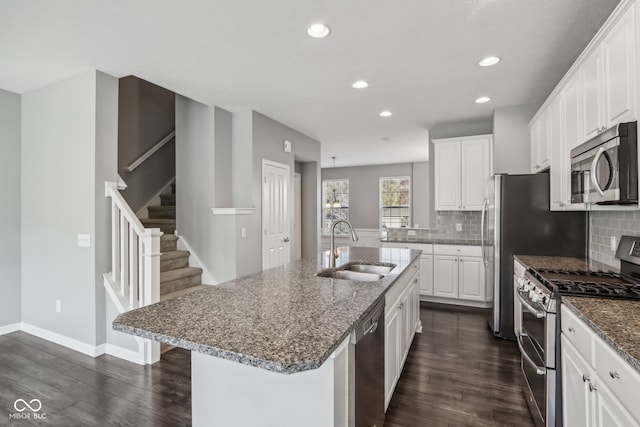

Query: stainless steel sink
316 262 396 282
346 264 394 275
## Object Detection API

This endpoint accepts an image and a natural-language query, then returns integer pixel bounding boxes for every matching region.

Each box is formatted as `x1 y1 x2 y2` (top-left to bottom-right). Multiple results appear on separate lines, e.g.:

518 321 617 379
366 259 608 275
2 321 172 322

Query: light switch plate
407 230 416 236
456 223 463 232
241 227 247 238
610 236 617 251
77 234 91 247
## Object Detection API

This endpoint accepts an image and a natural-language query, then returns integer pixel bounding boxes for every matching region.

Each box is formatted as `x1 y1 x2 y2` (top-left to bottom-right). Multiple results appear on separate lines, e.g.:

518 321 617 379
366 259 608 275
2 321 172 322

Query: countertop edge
561 298 640 375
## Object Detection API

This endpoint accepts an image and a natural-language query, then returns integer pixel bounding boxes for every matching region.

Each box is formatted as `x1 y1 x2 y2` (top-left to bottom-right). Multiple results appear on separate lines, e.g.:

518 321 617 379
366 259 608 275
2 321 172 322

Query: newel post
141 228 163 306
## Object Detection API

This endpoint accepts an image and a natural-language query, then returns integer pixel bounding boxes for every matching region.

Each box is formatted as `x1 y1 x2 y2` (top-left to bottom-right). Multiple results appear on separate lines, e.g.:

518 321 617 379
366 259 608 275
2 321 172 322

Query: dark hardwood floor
0 302 534 426
385 302 535 427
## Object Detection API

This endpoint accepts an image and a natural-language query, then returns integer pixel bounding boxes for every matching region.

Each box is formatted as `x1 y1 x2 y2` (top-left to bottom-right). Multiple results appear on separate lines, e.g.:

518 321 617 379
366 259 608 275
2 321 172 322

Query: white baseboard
20 323 105 357
105 342 146 365
176 233 216 285
0 323 21 335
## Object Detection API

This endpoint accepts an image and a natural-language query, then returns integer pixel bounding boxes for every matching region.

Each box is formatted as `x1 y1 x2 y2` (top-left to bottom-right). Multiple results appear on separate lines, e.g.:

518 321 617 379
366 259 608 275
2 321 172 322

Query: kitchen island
113 246 421 426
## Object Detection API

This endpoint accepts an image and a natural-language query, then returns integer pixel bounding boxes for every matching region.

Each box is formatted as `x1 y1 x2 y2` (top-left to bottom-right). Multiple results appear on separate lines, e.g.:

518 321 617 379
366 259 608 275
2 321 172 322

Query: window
380 176 411 228
322 179 349 235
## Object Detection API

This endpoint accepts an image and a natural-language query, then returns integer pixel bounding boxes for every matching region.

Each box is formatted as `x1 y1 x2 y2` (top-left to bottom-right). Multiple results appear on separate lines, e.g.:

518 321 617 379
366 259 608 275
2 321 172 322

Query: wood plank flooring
384 302 535 427
0 302 534 426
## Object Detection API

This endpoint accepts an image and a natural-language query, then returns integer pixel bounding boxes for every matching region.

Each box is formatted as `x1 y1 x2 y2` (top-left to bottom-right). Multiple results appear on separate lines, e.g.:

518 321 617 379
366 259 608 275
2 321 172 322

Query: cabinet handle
568 327 575 333
582 374 590 383
609 371 620 379
589 382 597 392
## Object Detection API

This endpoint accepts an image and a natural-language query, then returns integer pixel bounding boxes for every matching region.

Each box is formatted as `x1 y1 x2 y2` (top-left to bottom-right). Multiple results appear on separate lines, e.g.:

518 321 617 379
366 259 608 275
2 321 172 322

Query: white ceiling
0 0 621 167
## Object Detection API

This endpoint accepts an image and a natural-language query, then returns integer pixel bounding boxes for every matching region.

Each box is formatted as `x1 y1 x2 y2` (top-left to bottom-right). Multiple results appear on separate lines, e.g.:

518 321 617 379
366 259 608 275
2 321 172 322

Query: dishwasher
354 299 385 427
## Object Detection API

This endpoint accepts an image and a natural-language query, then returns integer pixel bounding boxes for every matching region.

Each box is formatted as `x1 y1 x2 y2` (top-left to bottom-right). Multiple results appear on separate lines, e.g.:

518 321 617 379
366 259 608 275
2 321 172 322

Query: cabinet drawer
433 244 481 257
561 305 594 365
385 260 419 315
594 335 640 421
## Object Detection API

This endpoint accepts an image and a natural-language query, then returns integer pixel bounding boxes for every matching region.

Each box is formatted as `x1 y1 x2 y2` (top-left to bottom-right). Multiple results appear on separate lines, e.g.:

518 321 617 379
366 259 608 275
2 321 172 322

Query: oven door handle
590 146 606 196
517 333 546 376
516 289 546 319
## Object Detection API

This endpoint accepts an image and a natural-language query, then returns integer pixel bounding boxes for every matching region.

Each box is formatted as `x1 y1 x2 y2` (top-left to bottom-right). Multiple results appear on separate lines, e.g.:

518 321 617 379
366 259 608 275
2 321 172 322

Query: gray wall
242 111 321 274
493 104 539 174
321 162 430 230
118 76 175 213
21 70 118 346
0 89 21 327
175 96 237 284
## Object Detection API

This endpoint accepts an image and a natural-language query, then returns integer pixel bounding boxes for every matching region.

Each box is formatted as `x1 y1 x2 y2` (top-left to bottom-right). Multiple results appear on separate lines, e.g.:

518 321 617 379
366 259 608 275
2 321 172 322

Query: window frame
379 176 412 229
321 178 350 236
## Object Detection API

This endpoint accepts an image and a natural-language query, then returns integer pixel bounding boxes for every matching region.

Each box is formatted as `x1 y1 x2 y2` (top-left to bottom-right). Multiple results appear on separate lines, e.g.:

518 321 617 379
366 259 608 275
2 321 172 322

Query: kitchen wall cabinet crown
529 0 638 211
433 135 493 211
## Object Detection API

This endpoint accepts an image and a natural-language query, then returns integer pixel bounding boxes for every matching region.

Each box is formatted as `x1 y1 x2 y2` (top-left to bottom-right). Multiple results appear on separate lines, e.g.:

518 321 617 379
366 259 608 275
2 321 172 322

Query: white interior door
262 160 291 270
294 172 302 261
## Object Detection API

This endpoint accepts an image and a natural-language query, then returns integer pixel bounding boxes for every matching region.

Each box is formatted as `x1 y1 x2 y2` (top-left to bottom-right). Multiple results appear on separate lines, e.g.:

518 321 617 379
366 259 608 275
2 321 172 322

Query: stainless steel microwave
570 121 637 204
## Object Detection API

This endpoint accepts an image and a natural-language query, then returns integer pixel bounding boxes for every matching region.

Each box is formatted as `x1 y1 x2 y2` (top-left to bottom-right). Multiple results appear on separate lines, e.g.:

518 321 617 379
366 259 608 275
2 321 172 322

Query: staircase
141 183 206 301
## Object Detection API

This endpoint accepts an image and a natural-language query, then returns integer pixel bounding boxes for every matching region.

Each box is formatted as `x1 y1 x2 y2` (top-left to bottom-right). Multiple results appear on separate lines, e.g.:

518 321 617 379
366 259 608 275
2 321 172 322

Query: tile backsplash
590 210 640 268
385 211 482 241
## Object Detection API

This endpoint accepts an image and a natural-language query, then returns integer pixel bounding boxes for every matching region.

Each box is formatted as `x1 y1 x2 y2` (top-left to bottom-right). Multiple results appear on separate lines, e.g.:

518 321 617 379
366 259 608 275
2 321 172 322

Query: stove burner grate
546 279 640 299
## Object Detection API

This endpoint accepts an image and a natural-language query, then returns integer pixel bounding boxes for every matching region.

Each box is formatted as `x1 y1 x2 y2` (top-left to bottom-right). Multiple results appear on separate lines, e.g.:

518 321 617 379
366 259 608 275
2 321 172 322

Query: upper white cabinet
434 135 493 211
581 3 637 141
531 0 638 211
530 110 550 173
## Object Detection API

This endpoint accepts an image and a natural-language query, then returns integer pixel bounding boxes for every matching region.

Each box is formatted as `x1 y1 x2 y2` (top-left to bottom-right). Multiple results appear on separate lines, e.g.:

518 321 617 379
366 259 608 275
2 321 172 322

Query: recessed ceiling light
475 96 491 104
379 110 392 117
479 56 500 67
352 80 369 89
307 24 330 38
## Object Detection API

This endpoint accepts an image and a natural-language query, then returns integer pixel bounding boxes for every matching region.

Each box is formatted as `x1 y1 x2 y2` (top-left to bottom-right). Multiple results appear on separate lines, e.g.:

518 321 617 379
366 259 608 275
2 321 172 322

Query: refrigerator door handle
481 198 488 267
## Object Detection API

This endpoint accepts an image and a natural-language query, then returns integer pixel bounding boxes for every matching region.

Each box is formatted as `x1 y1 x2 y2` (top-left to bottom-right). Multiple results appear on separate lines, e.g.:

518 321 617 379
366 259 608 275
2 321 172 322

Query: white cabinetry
433 135 492 211
561 305 640 426
581 4 637 141
432 245 486 305
384 259 420 410
530 110 550 173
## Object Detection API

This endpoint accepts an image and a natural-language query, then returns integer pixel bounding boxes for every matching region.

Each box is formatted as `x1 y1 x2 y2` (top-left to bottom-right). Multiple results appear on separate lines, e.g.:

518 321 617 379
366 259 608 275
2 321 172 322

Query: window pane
322 179 349 235
380 176 411 228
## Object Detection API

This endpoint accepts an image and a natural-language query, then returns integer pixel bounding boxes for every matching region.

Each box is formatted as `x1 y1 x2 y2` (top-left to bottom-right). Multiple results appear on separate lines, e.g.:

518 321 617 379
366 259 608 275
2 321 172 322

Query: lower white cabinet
419 254 433 296
433 245 486 305
384 260 420 410
561 305 640 426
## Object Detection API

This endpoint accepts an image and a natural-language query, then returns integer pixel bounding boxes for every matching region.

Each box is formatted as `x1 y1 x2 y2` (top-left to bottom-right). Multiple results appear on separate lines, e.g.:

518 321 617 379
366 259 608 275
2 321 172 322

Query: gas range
530 268 640 301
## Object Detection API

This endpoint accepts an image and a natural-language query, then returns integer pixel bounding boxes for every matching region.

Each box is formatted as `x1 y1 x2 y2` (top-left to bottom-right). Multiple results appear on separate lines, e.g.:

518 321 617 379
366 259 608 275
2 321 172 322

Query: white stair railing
104 181 162 364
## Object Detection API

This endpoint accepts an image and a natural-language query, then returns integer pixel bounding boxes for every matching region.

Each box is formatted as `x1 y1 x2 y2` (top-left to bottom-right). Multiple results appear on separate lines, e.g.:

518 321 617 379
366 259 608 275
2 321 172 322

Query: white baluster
129 228 138 310
120 211 129 298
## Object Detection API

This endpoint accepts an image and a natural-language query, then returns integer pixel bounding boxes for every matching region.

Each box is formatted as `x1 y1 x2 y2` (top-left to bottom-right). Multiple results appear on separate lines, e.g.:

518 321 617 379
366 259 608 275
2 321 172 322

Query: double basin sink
317 262 396 282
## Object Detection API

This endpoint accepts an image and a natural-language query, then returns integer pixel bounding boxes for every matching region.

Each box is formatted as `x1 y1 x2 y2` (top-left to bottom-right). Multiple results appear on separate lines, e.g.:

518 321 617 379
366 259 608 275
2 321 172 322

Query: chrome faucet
330 220 359 268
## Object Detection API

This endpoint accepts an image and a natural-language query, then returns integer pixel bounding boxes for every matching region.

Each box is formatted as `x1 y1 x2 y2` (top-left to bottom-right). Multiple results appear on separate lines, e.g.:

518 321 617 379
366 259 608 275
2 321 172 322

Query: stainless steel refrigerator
482 174 588 340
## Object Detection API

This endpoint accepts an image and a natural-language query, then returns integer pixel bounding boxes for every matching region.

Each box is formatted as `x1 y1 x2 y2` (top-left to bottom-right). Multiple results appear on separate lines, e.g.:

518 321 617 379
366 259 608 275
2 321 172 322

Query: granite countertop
563 297 640 374
514 255 638 375
113 246 421 374
514 255 618 273
381 237 481 246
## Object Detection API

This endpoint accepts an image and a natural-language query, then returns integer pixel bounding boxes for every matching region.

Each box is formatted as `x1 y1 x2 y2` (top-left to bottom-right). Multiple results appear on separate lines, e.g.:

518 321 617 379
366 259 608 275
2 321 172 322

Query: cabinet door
562 75 587 210
384 307 400 409
434 142 461 210
530 113 549 173
458 256 485 301
548 96 565 210
419 255 433 296
433 255 458 298
602 4 637 128
593 378 638 427
562 336 593 427
581 48 604 141
461 137 491 210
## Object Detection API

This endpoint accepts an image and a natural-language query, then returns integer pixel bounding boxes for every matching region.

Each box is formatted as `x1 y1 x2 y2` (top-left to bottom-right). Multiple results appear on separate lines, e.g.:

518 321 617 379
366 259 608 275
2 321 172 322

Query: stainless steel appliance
513 235 640 427
570 121 637 205
482 174 588 340
354 299 385 427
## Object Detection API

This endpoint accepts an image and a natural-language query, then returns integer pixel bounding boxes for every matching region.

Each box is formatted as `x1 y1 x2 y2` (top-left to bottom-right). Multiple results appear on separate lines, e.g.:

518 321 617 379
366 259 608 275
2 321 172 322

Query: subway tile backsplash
385 211 482 241
590 210 640 268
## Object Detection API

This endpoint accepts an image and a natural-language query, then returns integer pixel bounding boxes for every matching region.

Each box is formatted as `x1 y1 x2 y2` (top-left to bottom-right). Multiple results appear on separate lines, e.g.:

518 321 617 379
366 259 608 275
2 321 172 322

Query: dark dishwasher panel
354 300 385 427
